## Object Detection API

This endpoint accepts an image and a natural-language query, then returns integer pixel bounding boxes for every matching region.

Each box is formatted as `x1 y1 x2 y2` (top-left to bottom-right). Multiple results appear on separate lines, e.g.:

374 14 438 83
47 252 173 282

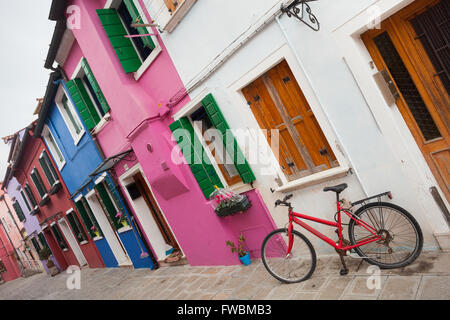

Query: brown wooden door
242 60 338 181
133 172 180 251
362 0 450 202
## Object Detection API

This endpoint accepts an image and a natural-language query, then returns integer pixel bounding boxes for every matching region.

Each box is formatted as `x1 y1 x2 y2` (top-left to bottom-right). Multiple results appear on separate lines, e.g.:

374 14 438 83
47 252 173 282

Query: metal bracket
281 0 320 31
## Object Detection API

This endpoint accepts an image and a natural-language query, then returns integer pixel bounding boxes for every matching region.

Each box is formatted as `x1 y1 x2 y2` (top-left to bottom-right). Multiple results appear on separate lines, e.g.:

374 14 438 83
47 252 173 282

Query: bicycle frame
287 201 384 254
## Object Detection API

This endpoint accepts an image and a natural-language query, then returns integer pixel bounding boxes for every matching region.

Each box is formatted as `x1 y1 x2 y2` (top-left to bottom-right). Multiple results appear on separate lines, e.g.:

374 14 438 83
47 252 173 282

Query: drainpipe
275 15 369 196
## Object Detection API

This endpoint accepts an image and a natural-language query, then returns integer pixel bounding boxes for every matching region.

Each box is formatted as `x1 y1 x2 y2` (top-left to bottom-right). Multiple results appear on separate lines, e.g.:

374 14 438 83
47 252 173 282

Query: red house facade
10 122 104 270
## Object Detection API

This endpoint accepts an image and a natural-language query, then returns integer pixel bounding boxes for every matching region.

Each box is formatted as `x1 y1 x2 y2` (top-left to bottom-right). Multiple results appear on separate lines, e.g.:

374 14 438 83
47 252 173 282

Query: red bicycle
261 183 423 283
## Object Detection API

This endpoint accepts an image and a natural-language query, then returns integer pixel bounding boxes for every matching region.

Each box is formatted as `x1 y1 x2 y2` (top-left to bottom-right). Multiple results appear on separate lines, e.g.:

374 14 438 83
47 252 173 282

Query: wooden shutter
81 58 110 114
242 78 307 178
123 0 156 50
164 0 179 14
20 191 32 211
268 61 337 170
12 202 25 222
201 94 256 184
170 118 224 198
66 78 101 131
75 201 95 238
97 9 142 73
95 182 121 230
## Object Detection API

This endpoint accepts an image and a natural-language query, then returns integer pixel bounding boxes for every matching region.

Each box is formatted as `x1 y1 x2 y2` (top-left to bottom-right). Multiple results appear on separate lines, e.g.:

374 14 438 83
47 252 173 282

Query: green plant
226 234 247 257
38 247 52 261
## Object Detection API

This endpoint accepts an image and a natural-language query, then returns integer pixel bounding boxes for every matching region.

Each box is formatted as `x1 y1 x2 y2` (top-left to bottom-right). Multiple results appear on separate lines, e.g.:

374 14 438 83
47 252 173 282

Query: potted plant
91 225 100 238
226 234 251 266
116 212 130 228
211 188 252 217
38 247 59 276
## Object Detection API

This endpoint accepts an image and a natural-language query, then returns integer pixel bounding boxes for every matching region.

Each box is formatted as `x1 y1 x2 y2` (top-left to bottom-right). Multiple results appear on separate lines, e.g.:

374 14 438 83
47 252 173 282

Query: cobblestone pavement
0 251 449 300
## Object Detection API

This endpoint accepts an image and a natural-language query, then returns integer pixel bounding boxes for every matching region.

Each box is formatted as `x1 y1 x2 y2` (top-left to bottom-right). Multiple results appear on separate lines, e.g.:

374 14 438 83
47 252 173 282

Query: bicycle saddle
323 183 348 194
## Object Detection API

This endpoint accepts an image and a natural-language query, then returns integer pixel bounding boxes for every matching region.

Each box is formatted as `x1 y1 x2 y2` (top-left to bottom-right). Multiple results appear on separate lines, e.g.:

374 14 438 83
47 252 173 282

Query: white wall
150 0 449 252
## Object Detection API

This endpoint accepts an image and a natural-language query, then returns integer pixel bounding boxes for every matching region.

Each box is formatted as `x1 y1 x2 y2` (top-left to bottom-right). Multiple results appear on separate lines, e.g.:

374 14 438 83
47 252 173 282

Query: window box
39 194 50 207
49 181 62 195
214 195 252 218
30 206 40 216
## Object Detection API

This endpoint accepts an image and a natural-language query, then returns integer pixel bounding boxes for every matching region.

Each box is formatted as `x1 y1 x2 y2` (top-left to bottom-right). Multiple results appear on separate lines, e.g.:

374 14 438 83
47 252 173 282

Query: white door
58 219 88 267
86 192 132 266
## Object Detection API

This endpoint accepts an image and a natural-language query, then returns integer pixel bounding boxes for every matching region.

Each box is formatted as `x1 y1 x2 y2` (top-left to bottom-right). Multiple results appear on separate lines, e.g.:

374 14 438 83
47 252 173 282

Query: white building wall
148 0 449 253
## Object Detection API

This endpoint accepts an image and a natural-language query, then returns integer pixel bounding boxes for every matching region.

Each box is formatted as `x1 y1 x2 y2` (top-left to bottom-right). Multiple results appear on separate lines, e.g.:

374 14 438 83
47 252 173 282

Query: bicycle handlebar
275 194 293 208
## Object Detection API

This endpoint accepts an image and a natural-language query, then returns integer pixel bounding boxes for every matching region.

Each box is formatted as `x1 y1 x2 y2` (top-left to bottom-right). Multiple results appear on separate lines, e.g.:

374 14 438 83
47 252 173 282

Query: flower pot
215 195 252 217
239 252 251 266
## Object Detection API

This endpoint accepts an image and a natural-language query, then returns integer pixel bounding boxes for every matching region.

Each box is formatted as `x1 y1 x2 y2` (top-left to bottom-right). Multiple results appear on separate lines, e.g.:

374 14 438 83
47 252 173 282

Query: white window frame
20 189 32 212
104 0 162 81
225 45 351 192
1 217 10 233
42 125 66 170
55 85 85 146
143 0 197 33
71 58 111 134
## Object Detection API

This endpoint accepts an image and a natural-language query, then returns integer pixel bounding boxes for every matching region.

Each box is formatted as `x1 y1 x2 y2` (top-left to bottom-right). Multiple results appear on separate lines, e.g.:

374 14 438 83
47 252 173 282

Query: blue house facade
36 72 155 269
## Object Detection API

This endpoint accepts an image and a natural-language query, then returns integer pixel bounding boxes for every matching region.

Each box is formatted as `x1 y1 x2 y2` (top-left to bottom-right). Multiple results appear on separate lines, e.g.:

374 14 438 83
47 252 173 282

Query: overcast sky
0 0 54 180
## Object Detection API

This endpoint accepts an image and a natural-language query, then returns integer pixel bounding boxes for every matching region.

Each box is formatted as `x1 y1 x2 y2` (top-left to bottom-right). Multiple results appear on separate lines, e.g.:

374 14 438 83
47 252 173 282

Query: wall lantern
281 0 320 31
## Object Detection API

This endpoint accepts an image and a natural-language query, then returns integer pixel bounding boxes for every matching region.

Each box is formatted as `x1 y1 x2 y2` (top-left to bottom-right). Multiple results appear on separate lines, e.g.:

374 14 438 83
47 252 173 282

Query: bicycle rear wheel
348 202 423 269
261 228 316 283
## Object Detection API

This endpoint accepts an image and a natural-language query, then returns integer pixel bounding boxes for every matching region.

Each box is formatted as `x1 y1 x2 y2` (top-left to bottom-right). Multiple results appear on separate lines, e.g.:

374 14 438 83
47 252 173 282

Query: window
0 260 6 273
170 93 256 198
97 0 157 75
95 179 128 230
38 233 49 250
242 60 338 181
75 198 103 239
30 168 48 200
39 150 60 188
55 85 85 145
20 190 32 212
42 125 65 170
67 58 111 132
190 107 241 186
66 211 88 243
145 0 196 33
31 237 42 253
24 183 38 212
12 201 25 222
50 224 68 250
1 217 10 233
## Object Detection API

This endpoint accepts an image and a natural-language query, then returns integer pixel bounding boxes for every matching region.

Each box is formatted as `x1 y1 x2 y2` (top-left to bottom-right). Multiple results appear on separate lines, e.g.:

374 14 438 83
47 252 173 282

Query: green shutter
39 155 55 186
95 182 121 230
12 202 25 222
25 185 37 207
20 191 31 211
38 233 49 250
75 201 94 238
123 0 156 50
66 79 101 131
170 118 224 199
31 171 46 198
97 8 142 73
81 58 110 114
202 94 256 184
42 151 59 183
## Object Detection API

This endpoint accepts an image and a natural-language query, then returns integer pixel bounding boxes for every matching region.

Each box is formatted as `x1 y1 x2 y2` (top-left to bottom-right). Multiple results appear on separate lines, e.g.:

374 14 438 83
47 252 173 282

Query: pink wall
64 0 277 266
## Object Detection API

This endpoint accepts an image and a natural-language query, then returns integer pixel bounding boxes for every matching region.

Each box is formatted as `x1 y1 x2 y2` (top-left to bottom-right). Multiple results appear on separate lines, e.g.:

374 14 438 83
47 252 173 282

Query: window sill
162 0 197 33
91 113 112 136
79 241 89 246
93 236 103 241
117 226 132 234
134 46 162 81
73 131 86 146
276 166 351 193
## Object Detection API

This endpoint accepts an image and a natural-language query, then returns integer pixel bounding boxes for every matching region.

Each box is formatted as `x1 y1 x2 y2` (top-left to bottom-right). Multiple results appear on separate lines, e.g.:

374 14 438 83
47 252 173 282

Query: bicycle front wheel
261 228 316 284
348 202 423 269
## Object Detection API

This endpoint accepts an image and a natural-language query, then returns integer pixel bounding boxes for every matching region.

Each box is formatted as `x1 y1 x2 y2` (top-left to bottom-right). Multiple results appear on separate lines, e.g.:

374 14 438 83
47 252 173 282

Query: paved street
1 251 449 300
